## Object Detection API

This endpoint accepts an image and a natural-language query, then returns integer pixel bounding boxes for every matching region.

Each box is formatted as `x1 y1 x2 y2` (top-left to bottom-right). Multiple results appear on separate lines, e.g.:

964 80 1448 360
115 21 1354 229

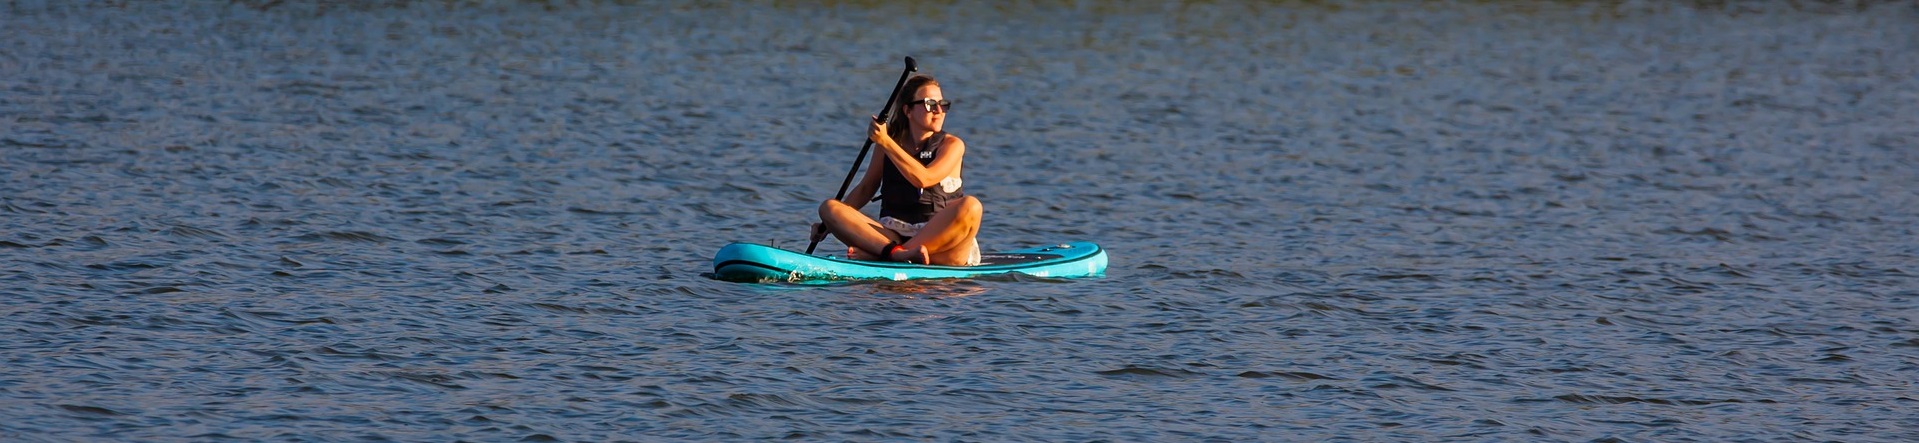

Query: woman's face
905 84 946 133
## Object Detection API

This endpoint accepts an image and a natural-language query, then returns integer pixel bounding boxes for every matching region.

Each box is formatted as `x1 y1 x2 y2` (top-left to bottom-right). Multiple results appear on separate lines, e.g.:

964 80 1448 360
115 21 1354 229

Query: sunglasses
909 98 952 113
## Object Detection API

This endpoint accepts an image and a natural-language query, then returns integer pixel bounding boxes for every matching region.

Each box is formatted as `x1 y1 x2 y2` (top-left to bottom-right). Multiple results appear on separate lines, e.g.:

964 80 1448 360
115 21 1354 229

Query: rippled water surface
5 0 1918 441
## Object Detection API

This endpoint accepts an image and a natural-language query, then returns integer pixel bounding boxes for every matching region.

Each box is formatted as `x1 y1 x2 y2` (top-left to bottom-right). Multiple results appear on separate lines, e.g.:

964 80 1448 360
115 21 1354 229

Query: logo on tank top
918 135 938 160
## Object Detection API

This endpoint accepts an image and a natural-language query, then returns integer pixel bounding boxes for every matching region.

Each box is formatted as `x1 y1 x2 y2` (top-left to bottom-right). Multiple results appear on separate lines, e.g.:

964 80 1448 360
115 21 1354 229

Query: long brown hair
888 74 940 146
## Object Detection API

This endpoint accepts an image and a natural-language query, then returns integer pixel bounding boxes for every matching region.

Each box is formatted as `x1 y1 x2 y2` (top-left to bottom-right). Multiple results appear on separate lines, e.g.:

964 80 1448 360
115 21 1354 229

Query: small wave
224 308 338 328
2 136 72 149
1366 374 1455 391
1540 394 1774 406
567 207 635 216
522 302 642 316
129 285 186 294
55 404 131 417
416 237 467 246
1095 365 1202 378
1237 371 1339 381
292 231 399 243
165 225 229 240
380 370 468 390
313 345 407 362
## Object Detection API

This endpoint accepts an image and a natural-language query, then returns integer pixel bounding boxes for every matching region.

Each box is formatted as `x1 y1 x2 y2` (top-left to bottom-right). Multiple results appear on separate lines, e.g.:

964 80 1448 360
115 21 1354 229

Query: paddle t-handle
806 56 919 255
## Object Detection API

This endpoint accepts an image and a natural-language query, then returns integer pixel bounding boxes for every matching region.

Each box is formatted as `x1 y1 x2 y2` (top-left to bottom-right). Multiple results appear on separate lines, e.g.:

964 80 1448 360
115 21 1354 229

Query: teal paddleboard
712 241 1107 283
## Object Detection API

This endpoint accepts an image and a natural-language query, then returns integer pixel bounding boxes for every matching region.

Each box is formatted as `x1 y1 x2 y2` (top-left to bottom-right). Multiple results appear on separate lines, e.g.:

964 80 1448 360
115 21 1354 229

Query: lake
3 0 1917 440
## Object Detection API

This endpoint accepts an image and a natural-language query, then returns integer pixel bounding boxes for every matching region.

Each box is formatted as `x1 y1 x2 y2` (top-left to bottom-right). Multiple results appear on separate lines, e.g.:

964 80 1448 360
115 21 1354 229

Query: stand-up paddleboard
713 241 1107 283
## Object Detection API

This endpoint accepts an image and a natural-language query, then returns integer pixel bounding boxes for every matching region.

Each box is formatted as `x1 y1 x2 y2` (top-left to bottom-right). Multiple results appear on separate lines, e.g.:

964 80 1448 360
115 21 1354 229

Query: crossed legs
817 196 981 266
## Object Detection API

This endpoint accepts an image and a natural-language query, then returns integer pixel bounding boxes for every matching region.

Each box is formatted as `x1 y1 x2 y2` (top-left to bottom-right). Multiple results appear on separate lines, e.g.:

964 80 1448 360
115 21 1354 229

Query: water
4 0 1918 440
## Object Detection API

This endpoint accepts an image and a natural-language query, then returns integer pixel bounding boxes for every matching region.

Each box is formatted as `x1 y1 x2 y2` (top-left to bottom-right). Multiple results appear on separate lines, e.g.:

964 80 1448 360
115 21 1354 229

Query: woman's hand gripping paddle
806 57 918 254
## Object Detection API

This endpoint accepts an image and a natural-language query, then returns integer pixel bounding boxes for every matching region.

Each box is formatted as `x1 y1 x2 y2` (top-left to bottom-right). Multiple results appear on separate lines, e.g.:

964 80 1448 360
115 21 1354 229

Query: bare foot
888 244 930 265
847 246 882 261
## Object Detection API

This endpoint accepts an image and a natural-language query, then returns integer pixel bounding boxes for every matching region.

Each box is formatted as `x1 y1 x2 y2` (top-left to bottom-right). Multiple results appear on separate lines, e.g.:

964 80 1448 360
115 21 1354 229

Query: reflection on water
3 0 1917 441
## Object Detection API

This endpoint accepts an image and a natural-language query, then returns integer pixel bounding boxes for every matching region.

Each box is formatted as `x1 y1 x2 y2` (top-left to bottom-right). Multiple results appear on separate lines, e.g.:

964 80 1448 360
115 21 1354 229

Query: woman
812 74 982 266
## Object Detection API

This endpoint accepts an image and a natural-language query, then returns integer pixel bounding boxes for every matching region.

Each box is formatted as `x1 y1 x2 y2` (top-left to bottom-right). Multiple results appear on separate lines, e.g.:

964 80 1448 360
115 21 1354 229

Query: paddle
806 56 918 254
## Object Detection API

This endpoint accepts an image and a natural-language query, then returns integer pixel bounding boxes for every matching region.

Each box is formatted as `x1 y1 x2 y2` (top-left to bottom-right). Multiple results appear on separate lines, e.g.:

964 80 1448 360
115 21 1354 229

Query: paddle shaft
807 57 918 254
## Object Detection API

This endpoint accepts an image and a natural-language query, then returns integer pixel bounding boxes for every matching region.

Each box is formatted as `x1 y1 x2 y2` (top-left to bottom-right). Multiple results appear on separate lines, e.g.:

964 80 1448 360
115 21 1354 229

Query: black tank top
878 132 964 224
